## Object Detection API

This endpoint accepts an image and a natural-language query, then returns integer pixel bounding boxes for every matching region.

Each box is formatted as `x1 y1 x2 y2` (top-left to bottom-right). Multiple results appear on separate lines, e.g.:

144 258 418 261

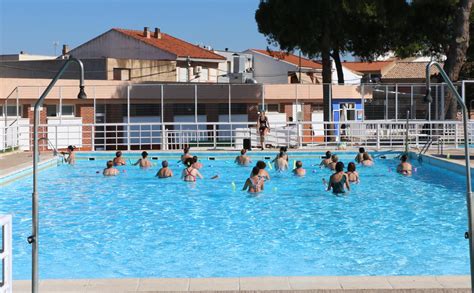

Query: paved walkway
0 151 54 177
12 276 471 292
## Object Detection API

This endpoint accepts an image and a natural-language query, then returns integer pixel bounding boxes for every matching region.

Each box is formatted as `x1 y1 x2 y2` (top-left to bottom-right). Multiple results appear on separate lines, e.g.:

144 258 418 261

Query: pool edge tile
137 278 191 292
339 276 392 289
239 276 290 291
189 277 239 291
288 276 342 290
387 276 443 289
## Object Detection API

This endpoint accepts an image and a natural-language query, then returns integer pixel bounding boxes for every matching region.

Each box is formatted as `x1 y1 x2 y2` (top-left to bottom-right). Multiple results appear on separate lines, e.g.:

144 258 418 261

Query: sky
0 0 271 56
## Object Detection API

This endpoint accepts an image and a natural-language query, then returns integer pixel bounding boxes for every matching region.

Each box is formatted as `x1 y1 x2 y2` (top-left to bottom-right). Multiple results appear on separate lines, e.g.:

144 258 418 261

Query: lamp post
29 57 86 293
425 61 473 290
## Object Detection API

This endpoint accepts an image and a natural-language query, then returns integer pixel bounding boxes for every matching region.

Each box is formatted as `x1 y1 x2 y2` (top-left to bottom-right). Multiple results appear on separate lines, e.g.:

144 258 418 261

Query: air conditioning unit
194 66 202 74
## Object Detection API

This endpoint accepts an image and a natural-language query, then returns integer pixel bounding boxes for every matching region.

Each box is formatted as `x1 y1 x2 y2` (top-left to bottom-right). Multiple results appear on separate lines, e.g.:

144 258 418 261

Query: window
312 103 324 112
173 103 206 115
0 105 22 117
218 103 248 115
46 105 75 117
227 61 232 73
266 104 280 112
129 104 160 116
113 68 131 81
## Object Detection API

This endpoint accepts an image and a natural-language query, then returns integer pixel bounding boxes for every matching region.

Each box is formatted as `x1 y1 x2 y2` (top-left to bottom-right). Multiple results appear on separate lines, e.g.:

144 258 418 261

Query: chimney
143 27 150 38
154 28 161 39
62 44 69 55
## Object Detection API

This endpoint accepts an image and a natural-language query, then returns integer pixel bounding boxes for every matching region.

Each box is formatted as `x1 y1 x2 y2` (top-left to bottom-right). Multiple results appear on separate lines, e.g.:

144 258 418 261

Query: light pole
29 57 86 293
425 61 473 291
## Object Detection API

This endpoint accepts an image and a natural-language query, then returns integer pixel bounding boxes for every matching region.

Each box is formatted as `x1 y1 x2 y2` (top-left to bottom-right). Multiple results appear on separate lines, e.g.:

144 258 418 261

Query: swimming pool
0 151 469 279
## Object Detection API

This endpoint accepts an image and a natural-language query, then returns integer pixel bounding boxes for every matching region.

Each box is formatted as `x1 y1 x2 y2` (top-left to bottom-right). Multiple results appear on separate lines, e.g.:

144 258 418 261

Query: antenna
53 41 59 56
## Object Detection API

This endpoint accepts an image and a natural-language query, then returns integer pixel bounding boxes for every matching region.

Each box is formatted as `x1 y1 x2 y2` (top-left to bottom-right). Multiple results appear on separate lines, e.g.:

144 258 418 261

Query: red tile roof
114 28 225 60
342 61 394 73
251 49 322 70
382 62 440 80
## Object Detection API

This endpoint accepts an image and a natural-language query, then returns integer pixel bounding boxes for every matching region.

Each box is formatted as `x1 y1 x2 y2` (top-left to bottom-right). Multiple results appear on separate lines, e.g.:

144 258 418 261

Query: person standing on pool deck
320 151 332 167
113 151 126 166
156 160 173 178
328 155 339 171
61 145 76 164
275 151 289 171
257 111 270 150
254 160 270 180
181 146 193 163
397 154 413 176
181 158 203 182
133 151 153 168
293 160 306 176
355 147 371 163
235 149 252 166
103 160 119 176
242 166 265 193
346 162 360 183
192 156 203 169
324 162 350 194
360 152 374 167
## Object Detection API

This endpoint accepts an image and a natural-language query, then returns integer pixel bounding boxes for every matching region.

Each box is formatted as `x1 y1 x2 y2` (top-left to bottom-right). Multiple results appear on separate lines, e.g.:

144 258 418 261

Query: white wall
244 50 296 84
0 118 29 151
69 30 176 60
123 116 162 145
217 114 248 141
47 117 83 149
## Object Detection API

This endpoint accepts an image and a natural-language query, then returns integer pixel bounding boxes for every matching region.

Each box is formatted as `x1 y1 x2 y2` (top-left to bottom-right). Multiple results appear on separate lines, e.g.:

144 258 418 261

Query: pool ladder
38 137 59 157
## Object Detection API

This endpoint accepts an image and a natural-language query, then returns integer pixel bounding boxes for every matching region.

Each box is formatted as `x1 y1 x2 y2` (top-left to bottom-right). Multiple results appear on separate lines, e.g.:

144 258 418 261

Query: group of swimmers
61 144 413 195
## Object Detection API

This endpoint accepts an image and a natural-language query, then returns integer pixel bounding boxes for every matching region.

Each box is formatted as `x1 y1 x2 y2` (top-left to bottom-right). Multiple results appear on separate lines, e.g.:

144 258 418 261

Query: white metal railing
1 120 472 152
0 215 12 293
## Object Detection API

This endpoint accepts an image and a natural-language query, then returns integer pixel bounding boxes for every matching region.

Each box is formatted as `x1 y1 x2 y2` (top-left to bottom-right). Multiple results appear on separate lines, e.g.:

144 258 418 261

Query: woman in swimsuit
325 162 350 194
257 111 270 150
243 166 265 193
397 154 412 176
181 158 203 182
346 162 360 183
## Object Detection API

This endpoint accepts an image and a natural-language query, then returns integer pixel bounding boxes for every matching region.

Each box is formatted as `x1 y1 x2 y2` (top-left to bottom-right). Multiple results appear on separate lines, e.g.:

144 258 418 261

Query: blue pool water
0 151 469 279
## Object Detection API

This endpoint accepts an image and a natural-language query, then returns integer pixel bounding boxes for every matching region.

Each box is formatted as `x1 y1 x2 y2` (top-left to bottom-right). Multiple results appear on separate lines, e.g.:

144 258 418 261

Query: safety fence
0 215 12 293
1 120 471 152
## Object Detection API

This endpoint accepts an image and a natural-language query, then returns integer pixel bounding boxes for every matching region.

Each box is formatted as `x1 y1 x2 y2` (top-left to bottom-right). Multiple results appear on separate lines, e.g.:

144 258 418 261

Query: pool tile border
12 276 471 292
0 157 58 186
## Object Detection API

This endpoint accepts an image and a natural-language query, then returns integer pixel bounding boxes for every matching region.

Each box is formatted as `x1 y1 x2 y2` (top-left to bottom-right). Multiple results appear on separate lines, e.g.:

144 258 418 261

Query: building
342 60 396 83
244 49 323 84
212 49 254 83
0 27 226 83
69 27 226 82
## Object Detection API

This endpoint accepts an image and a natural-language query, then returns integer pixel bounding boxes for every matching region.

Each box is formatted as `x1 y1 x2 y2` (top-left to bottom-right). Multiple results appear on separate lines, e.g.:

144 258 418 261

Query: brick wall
77 105 94 151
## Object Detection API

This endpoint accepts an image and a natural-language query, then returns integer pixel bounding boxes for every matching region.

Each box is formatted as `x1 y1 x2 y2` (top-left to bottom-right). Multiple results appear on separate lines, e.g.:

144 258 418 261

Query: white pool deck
3 149 473 292
11 276 472 292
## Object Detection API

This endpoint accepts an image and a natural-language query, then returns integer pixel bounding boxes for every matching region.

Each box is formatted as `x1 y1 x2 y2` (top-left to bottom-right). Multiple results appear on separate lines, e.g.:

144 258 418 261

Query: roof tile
251 49 322 70
114 28 225 60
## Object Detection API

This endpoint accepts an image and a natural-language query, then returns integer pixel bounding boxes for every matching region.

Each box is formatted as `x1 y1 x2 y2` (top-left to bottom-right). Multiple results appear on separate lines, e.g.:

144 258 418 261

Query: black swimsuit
259 117 269 133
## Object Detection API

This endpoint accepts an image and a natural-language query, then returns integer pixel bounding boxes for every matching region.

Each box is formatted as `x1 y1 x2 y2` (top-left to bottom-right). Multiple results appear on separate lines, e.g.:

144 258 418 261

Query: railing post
126 85 131 151
213 124 217 149
456 122 459 148
376 123 380 150
0 215 12 293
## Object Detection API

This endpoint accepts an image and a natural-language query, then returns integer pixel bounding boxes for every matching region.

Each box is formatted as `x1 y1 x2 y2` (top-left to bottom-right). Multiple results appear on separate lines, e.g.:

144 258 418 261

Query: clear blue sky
0 0 271 56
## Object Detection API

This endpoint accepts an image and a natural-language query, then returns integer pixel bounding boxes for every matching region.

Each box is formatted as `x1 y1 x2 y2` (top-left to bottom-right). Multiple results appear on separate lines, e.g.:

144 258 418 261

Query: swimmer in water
355 147 371 163
191 156 203 169
103 160 119 176
60 145 76 164
273 146 289 163
320 151 332 167
133 151 153 168
156 160 173 178
292 160 306 176
346 162 360 183
360 152 374 167
397 154 412 176
242 166 265 193
253 160 270 180
181 158 203 182
328 155 339 171
275 151 289 171
113 151 126 166
181 146 193 163
235 149 252 166
324 161 350 194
